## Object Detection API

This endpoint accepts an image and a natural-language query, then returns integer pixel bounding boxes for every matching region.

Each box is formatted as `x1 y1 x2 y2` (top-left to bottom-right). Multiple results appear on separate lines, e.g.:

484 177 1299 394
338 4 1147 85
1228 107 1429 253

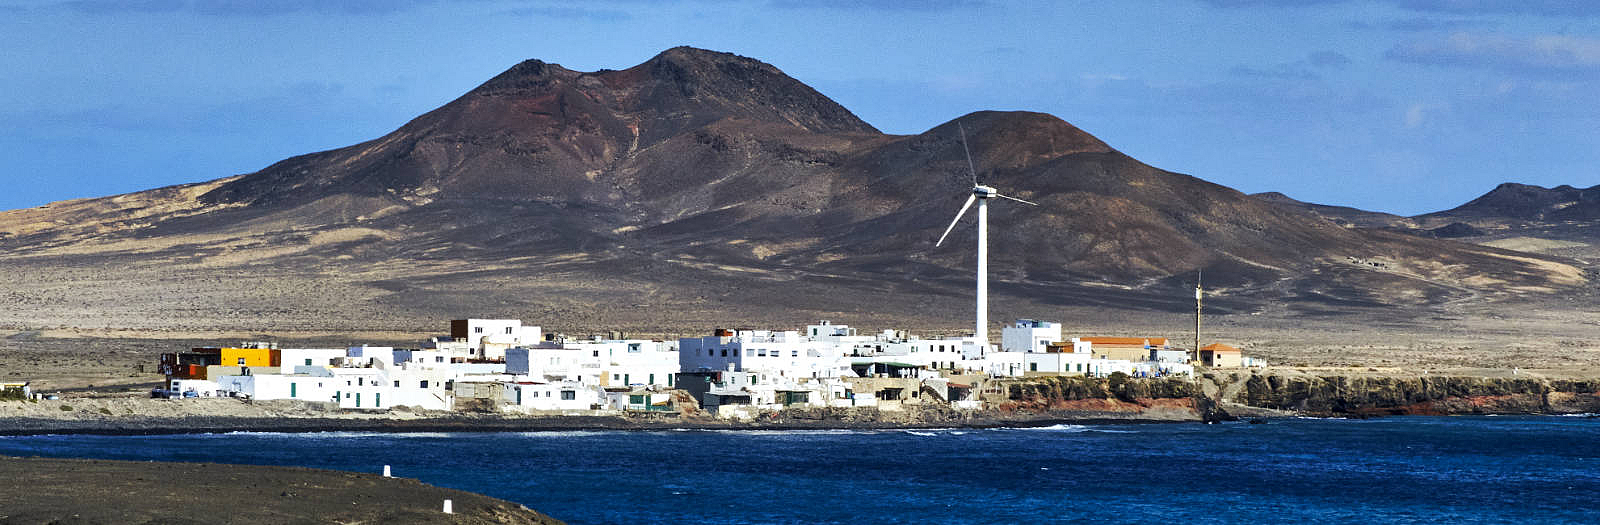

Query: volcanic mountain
1421 183 1600 222
0 47 1587 336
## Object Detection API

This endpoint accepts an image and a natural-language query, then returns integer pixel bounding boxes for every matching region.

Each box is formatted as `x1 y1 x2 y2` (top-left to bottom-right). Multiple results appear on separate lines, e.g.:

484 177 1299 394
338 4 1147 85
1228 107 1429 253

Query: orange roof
1081 337 1168 347
1201 343 1241 352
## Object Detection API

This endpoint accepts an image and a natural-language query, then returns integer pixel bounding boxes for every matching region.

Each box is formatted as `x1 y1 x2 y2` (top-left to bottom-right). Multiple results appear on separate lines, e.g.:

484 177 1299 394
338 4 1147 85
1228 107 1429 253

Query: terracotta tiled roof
1201 343 1241 352
1081 337 1168 347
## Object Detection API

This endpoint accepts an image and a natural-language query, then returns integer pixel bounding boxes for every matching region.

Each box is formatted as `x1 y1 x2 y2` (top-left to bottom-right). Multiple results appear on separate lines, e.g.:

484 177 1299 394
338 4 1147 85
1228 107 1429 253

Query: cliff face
1210 371 1600 417
990 372 1600 422
991 375 1225 422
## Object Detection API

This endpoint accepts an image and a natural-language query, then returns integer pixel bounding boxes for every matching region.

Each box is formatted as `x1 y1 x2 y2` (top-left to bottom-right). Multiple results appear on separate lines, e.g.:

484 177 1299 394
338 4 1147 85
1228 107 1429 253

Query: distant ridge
1250 192 1409 229
1421 183 1600 222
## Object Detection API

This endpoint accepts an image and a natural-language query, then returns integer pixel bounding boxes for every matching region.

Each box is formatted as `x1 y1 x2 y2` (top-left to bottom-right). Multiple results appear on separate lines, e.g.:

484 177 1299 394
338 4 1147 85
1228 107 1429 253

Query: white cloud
1387 32 1600 73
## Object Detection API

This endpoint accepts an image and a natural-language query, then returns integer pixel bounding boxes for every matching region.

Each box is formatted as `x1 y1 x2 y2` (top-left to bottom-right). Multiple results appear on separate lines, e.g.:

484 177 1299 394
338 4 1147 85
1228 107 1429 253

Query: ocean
2 416 1597 524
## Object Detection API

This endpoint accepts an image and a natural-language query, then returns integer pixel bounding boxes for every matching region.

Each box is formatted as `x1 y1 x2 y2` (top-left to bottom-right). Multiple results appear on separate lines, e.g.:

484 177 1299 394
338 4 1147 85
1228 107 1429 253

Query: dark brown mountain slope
1402 182 1600 261
0 47 1588 338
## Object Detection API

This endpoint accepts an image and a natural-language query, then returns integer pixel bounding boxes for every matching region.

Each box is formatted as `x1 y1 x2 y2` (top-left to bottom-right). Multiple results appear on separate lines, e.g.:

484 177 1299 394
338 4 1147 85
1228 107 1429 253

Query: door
290 382 296 398
355 392 361 407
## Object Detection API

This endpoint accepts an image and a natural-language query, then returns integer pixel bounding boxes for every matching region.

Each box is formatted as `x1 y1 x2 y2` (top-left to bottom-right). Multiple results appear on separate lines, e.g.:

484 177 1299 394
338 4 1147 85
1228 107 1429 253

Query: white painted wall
278 348 346 374
1025 351 1091 375
504 382 603 411
1002 320 1061 353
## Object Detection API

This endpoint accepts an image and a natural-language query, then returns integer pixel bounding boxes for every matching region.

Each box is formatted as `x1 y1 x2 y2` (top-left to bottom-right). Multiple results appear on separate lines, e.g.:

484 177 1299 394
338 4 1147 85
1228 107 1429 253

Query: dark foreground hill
0 456 561 524
0 47 1589 338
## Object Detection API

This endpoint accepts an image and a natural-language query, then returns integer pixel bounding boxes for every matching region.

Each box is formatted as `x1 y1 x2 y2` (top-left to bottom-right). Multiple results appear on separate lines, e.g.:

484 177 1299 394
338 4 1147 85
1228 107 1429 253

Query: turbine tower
935 123 1037 349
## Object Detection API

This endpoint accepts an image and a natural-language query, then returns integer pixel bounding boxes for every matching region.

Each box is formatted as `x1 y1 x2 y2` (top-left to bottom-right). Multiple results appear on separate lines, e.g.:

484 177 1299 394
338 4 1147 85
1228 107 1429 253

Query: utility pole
1194 269 1202 363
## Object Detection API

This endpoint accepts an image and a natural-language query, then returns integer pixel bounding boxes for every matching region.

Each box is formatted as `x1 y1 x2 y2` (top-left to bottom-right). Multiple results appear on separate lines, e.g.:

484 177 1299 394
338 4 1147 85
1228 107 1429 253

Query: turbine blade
994 193 1039 206
959 122 978 186
935 194 978 247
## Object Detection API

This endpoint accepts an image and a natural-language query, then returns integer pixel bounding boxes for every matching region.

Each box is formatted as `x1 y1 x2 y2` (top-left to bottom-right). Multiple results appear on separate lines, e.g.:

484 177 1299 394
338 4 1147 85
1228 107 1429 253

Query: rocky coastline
2 371 1596 437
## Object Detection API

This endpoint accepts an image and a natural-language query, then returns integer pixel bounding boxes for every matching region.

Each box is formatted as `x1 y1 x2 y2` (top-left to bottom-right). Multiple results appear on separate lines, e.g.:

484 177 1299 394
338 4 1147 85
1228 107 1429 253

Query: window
545 391 551 397
506 327 513 334
420 380 429 388
237 358 246 365
791 350 798 357
720 349 728 357
436 356 444 363
393 381 400 387
746 349 755 357
560 390 576 400
613 374 620 381
304 358 313 366
1030 363 1038 372
474 327 483 334
593 350 600 357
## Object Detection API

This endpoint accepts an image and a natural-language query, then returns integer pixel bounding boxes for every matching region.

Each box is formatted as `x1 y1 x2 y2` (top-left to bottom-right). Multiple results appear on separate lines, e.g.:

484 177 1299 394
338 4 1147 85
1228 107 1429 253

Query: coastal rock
1217 370 1600 416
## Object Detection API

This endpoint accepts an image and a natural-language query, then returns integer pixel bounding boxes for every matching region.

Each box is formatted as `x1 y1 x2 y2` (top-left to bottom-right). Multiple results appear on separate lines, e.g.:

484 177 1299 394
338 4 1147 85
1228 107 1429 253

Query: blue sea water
2 416 1598 524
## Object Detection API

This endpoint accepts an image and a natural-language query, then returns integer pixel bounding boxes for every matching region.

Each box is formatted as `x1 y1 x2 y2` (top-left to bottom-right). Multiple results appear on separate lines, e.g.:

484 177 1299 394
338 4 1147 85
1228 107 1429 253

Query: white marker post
383 465 391 477
443 499 454 514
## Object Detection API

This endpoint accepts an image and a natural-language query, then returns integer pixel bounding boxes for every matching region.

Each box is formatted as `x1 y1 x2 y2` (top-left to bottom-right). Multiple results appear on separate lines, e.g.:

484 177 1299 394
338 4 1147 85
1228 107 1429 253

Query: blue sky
2 0 1596 216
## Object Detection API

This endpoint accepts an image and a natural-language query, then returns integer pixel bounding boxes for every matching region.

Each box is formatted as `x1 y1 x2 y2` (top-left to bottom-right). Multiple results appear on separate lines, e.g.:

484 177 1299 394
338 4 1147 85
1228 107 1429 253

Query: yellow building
1200 343 1243 367
219 347 279 368
1081 337 1169 362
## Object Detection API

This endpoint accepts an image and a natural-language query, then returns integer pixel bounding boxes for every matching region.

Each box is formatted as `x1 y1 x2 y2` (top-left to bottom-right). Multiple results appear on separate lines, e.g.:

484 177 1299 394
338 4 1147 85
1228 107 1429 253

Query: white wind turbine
934 123 1038 350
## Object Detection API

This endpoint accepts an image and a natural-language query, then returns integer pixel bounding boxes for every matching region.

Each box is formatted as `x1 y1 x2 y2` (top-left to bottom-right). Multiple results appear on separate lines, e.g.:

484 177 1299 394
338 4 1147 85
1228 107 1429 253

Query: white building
1086 358 1134 378
564 339 680 389
847 332 971 373
507 344 601 383
1001 319 1061 353
1025 351 1092 375
216 372 337 403
345 345 395 367
278 348 347 374
678 327 854 379
502 381 605 412
679 321 996 380
393 349 453 369
213 347 458 411
451 319 542 361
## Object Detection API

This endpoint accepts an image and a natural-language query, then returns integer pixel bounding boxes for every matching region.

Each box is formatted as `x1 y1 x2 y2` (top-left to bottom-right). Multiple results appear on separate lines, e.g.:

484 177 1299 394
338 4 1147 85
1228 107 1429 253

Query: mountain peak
933 111 1113 163
473 58 578 92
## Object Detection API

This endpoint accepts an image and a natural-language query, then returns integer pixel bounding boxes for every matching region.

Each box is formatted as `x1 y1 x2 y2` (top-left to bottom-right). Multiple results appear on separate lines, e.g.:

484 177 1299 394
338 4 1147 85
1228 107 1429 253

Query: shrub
59 405 73 411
